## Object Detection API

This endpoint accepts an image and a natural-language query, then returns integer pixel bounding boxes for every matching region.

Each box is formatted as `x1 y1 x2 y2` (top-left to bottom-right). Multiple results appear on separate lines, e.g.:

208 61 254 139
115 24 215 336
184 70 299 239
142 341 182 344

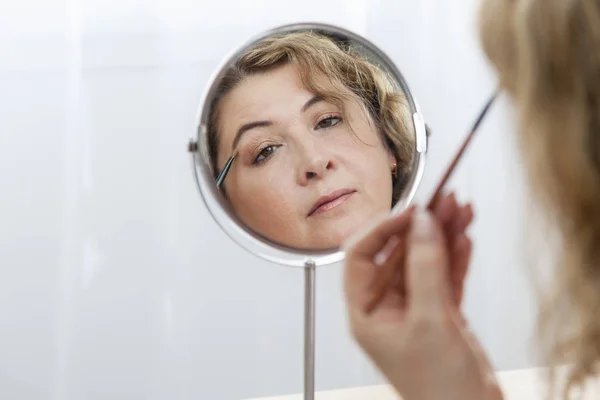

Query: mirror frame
189 22 429 268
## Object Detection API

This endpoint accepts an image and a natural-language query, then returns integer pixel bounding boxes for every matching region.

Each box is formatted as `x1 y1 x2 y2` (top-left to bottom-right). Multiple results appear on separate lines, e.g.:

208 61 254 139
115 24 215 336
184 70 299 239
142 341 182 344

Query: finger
363 236 404 313
365 237 406 313
426 189 452 211
343 210 413 311
374 235 401 266
450 233 472 306
405 209 452 314
432 192 459 227
449 203 474 235
392 254 407 300
445 205 474 306
344 206 415 259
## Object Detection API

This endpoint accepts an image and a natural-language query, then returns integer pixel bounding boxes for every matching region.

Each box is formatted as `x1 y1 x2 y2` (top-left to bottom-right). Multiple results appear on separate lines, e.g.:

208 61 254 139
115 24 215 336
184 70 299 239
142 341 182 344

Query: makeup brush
364 90 498 314
216 149 239 187
425 91 498 210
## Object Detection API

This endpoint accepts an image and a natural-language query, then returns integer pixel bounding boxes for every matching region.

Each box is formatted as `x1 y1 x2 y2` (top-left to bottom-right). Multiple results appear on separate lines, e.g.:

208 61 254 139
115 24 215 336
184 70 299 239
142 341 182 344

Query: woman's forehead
214 63 369 160
225 65 311 113
216 66 312 150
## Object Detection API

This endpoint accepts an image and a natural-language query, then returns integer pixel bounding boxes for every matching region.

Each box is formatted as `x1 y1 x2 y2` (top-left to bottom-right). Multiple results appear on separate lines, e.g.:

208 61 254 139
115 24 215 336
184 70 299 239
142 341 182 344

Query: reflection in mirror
200 28 422 252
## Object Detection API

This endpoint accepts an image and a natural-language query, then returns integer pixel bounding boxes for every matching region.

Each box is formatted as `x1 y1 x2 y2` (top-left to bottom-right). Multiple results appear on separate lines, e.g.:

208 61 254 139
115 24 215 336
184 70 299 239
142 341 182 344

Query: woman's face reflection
217 63 395 249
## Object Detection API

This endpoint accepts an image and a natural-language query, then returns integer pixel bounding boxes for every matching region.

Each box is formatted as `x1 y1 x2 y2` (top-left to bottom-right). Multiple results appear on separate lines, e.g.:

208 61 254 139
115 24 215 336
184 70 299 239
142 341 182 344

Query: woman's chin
249 204 392 250
276 228 351 251
305 220 372 249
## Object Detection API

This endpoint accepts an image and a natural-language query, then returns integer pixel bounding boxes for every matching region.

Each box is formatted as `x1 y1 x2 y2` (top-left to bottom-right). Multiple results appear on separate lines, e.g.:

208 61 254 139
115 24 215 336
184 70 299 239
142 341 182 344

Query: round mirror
189 22 428 268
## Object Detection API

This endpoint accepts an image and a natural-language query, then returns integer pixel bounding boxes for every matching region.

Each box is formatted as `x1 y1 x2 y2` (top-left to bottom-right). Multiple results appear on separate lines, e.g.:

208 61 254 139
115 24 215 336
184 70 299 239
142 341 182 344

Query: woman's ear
387 149 397 168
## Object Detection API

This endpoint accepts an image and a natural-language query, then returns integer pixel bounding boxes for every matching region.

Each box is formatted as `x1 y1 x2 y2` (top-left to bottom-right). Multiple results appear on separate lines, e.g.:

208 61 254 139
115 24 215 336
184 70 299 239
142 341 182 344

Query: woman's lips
308 189 356 217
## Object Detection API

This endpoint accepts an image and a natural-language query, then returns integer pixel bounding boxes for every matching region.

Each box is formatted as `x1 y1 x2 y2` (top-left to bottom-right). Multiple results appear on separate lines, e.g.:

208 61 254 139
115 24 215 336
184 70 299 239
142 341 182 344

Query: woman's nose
305 160 333 180
297 145 335 185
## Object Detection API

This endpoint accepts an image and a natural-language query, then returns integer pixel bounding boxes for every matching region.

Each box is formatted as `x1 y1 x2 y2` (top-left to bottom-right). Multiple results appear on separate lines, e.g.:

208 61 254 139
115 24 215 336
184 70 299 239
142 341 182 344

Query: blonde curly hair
207 30 416 206
479 0 600 398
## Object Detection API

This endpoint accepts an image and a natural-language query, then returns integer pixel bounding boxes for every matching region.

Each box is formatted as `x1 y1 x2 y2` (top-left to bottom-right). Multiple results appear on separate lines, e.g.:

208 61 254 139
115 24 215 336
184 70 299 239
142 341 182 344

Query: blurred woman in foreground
343 0 600 399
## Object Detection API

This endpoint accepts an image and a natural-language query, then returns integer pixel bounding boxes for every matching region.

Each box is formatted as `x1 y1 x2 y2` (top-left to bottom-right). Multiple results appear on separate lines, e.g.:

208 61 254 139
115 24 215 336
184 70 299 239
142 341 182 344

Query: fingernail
374 236 400 265
374 252 387 265
412 209 436 240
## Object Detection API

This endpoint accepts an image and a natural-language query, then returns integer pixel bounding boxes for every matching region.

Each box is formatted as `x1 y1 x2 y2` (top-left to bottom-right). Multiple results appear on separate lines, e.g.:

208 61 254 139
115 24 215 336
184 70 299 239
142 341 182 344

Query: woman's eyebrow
301 96 323 112
231 120 272 151
230 96 323 151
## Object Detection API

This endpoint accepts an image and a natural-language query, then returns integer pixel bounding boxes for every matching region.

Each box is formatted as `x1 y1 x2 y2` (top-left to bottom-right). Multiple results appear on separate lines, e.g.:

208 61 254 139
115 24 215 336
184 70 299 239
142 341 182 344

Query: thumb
406 209 452 315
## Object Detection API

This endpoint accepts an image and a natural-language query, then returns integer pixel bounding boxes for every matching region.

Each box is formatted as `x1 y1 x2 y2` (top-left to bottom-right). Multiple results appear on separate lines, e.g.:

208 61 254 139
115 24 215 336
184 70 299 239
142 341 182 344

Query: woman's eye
253 145 278 164
315 116 342 129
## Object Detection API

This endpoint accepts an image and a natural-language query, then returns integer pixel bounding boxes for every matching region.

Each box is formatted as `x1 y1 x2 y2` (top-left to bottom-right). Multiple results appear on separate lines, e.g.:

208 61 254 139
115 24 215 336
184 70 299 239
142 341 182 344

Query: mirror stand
304 262 316 400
